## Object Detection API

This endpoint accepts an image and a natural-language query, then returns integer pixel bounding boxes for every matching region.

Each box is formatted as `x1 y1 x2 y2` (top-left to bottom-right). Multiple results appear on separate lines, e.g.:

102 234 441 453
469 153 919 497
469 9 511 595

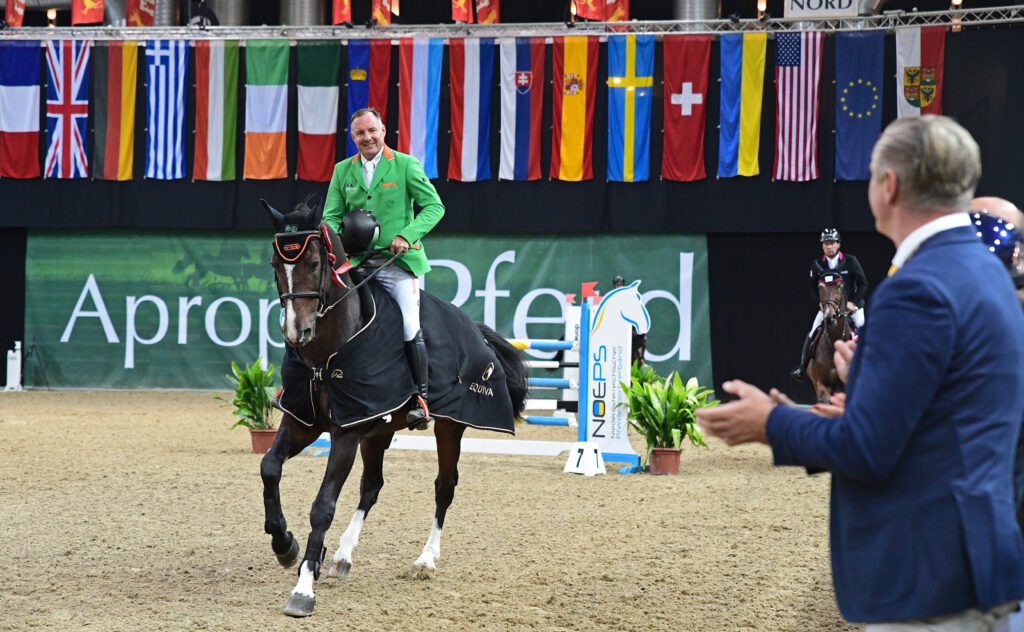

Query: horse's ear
261 199 286 231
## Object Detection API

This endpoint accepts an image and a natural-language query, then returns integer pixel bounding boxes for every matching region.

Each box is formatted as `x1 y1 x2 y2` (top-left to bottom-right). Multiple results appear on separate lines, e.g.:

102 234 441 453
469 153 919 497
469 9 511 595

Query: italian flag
297 42 340 183
244 40 289 180
895 26 944 118
193 40 238 181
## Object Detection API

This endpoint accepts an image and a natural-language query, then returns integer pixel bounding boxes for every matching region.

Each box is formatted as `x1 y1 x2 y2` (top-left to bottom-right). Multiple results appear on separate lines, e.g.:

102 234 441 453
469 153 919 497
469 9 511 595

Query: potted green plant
620 365 718 475
217 357 279 453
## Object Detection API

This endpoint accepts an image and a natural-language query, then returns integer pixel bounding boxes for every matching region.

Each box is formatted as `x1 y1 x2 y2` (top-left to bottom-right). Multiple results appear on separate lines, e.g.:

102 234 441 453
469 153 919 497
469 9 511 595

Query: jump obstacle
304 283 650 474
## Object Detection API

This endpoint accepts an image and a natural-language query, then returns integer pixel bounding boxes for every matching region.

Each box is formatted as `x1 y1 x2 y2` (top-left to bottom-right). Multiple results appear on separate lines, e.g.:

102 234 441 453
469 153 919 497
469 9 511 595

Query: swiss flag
662 34 710 182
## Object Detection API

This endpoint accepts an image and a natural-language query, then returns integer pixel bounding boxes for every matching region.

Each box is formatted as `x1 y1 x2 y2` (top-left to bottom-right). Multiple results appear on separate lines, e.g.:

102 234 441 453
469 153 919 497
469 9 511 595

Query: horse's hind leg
284 430 361 618
326 432 393 579
413 419 466 579
261 416 321 568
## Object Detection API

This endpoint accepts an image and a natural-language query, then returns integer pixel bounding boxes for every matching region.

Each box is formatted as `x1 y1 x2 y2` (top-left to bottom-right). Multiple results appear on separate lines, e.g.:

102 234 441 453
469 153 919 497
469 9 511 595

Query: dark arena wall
1 25 1019 395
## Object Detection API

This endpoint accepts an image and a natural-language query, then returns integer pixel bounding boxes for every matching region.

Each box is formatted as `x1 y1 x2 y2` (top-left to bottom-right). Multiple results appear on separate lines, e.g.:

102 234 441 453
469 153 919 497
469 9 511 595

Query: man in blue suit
697 115 1024 629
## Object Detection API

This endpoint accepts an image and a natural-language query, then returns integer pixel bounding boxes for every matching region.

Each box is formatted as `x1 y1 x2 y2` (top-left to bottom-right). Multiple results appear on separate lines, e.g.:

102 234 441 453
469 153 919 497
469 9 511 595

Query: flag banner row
0 30 945 184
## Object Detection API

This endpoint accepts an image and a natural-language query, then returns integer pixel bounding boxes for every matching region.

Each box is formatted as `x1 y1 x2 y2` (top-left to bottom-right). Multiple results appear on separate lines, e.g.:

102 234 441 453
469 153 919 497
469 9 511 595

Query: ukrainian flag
717 33 766 178
607 35 654 183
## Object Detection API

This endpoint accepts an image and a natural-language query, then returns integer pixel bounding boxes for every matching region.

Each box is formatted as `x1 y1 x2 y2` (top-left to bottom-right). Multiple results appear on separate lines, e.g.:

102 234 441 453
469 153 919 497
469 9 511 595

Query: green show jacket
323 146 445 277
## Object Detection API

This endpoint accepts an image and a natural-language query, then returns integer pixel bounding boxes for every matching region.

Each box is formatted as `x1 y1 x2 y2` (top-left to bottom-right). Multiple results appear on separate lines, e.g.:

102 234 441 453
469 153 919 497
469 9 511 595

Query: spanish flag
550 36 598 182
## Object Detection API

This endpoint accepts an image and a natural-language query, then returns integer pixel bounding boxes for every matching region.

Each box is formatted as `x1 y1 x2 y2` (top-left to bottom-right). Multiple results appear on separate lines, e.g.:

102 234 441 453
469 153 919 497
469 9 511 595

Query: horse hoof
326 558 351 579
411 562 435 579
275 535 300 568
282 593 315 617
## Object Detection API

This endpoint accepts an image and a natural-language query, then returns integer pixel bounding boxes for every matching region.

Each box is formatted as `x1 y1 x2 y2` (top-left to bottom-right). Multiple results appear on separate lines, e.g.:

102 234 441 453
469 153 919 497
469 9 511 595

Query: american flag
145 40 189 179
45 40 91 179
773 31 822 182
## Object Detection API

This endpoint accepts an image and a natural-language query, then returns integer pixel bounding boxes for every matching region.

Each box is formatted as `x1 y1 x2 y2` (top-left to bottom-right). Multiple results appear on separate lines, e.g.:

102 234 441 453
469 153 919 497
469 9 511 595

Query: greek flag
145 40 189 179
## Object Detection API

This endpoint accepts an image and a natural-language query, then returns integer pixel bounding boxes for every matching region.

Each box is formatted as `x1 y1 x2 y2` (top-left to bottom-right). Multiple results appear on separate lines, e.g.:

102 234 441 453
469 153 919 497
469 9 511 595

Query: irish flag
244 40 288 180
193 40 238 181
297 42 340 182
895 26 944 118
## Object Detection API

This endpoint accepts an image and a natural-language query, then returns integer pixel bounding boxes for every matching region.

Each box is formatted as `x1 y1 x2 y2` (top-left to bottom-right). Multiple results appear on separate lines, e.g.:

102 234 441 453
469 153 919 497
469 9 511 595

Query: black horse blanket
277 281 515 434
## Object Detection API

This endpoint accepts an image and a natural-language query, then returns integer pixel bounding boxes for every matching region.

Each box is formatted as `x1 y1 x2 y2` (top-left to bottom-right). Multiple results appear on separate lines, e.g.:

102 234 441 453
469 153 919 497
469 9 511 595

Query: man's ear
883 169 900 205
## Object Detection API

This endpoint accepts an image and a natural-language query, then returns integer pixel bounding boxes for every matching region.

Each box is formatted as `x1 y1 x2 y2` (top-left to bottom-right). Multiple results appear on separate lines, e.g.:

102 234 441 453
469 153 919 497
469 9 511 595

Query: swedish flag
607 35 654 182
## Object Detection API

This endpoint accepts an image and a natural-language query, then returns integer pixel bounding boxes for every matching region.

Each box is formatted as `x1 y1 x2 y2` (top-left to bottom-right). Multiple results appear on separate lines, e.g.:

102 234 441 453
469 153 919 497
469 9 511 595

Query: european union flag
607 34 654 182
835 31 883 181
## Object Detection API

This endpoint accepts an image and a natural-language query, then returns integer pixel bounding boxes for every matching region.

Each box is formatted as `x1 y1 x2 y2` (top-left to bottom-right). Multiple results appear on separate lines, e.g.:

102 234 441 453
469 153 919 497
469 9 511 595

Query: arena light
757 0 767 20
47 8 57 27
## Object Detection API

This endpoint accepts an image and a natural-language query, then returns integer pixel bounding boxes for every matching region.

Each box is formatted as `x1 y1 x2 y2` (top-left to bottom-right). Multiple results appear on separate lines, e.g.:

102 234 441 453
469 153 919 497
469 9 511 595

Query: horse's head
263 197 349 346
817 271 846 321
593 280 651 336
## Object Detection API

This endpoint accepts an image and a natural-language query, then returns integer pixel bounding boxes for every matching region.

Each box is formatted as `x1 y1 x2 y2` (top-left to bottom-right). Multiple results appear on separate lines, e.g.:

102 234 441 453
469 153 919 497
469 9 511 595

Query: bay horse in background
259 198 528 617
806 270 853 404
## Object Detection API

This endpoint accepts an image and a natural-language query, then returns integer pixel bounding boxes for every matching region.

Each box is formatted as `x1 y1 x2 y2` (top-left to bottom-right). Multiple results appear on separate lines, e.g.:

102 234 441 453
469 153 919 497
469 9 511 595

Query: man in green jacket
322 108 445 429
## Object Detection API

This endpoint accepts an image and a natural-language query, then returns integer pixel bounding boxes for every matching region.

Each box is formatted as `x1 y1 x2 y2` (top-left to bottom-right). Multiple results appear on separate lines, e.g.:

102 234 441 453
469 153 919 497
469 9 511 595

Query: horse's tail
476 323 529 418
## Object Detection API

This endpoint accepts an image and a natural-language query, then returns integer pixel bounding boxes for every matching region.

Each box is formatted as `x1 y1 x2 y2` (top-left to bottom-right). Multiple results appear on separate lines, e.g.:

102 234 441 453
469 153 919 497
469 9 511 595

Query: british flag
45 40 91 179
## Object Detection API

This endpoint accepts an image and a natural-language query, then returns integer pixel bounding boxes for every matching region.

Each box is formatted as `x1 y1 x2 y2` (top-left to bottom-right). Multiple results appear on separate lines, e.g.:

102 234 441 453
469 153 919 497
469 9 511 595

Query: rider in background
789 228 868 382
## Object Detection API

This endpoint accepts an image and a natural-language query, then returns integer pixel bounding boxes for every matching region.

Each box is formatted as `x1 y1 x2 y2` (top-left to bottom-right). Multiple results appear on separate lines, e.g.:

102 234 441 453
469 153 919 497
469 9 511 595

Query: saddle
275 280 516 434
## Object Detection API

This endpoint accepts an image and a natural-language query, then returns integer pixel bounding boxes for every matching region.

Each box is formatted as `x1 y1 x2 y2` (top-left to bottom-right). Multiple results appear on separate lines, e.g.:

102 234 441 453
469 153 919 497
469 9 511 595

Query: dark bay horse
260 199 527 617
806 271 853 404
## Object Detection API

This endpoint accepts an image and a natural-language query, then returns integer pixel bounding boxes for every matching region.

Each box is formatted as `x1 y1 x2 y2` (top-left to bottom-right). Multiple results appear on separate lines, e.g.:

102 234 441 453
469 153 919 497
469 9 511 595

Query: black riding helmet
340 209 381 256
820 227 841 242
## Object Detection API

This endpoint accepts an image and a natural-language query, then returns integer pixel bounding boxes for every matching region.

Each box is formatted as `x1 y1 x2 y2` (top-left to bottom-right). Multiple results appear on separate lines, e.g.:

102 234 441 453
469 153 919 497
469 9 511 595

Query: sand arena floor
0 391 856 632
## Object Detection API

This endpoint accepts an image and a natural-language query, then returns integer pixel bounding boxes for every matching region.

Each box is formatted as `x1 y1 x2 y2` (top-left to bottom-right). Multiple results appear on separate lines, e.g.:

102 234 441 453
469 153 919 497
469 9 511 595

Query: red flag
773 31 823 182
372 0 392 25
605 0 629 21
581 282 598 300
575 0 603 20
662 34 710 182
126 0 154 26
5 0 25 27
333 0 351 24
476 0 498 23
452 0 472 22
72 0 104 25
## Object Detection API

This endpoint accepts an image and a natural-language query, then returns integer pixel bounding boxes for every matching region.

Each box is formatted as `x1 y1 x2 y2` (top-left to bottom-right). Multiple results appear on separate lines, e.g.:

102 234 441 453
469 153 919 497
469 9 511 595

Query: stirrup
407 395 432 431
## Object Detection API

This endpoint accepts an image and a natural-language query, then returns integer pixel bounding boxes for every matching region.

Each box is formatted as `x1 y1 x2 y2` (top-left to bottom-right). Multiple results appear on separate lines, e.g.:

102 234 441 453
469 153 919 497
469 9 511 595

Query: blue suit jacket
768 226 1024 623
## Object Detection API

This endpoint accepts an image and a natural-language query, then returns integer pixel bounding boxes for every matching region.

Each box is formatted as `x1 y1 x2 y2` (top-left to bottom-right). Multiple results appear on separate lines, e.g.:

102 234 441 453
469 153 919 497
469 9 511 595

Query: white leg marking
328 509 365 577
412 518 442 578
291 560 316 598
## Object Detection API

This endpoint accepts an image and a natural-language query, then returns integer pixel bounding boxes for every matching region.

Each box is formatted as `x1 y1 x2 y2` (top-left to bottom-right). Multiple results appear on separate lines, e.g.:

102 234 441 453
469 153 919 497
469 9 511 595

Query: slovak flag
398 38 443 179
498 37 544 181
448 38 494 182
45 40 91 179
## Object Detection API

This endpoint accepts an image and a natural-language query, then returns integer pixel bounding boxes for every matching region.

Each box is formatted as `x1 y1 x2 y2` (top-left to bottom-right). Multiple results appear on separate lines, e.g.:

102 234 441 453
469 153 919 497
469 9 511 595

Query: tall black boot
789 335 813 382
405 331 431 431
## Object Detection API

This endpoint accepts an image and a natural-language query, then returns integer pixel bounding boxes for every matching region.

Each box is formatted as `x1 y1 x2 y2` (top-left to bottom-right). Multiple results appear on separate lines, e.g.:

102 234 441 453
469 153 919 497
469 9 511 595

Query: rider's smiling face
350 113 386 162
822 240 840 258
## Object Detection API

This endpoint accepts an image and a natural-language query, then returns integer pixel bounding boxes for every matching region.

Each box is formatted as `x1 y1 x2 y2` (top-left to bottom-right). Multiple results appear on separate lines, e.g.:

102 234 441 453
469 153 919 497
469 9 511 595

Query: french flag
498 37 544 181
398 38 443 179
448 38 494 182
0 41 41 179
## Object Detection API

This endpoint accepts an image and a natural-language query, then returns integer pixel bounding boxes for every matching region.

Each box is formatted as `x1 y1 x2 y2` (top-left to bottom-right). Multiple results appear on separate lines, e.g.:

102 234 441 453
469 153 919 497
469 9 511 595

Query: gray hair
870 115 981 214
350 107 383 126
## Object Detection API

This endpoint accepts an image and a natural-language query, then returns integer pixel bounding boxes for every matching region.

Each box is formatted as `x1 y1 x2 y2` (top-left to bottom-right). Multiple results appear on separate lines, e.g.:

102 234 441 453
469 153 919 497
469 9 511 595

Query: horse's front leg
261 416 321 568
283 429 361 618
413 419 466 579
326 432 393 579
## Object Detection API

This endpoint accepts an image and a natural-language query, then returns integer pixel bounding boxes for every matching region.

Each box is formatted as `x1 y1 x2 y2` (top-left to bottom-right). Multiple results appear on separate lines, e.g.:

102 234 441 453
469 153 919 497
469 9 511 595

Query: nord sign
784 0 857 18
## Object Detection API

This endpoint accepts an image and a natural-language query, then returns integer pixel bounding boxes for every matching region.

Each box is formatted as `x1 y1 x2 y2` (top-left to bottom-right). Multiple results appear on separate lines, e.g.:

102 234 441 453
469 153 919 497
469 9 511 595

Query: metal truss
2 5 1023 41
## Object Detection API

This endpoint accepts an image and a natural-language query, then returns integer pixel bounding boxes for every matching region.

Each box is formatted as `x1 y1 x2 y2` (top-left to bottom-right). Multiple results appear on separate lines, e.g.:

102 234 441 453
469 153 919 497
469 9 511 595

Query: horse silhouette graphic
592 280 651 336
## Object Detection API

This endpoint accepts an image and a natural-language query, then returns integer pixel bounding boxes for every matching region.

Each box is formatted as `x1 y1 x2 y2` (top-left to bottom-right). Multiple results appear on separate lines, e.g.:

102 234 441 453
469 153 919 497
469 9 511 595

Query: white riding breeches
806 307 865 337
373 265 421 341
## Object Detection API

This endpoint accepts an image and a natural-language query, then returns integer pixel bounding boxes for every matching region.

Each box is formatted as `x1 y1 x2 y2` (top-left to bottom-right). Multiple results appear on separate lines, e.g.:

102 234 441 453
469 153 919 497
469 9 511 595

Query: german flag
92 41 137 181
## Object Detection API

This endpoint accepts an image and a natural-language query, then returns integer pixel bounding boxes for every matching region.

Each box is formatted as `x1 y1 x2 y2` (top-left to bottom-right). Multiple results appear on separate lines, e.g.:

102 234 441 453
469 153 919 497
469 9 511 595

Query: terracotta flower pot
249 428 278 454
648 447 682 475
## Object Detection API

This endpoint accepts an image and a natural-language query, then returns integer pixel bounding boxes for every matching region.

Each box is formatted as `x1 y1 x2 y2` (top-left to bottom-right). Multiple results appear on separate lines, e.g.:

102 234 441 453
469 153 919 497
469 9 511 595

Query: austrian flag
896 26 944 118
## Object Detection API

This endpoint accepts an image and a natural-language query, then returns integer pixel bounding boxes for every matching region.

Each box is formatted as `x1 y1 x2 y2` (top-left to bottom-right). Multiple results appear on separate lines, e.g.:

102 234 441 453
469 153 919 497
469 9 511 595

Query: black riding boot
789 335 813 382
405 331 431 431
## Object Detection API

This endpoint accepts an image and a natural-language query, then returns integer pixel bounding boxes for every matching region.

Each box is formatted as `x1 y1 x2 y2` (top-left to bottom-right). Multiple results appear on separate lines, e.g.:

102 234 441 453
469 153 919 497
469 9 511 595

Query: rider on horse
790 228 869 382
308 107 443 430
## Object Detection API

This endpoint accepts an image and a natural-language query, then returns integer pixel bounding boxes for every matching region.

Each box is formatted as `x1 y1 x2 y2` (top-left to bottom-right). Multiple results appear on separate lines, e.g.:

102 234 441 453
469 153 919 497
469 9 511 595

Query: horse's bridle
272 225 398 320
819 279 851 342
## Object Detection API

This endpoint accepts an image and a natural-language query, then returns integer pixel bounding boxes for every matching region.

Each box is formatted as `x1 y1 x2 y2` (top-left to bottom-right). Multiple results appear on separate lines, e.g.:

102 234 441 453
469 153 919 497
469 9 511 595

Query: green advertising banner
24 230 710 389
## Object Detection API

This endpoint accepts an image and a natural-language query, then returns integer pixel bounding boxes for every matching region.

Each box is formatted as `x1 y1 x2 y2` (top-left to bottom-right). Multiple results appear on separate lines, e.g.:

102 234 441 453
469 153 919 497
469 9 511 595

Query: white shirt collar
826 254 840 269
360 149 384 170
891 212 971 269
